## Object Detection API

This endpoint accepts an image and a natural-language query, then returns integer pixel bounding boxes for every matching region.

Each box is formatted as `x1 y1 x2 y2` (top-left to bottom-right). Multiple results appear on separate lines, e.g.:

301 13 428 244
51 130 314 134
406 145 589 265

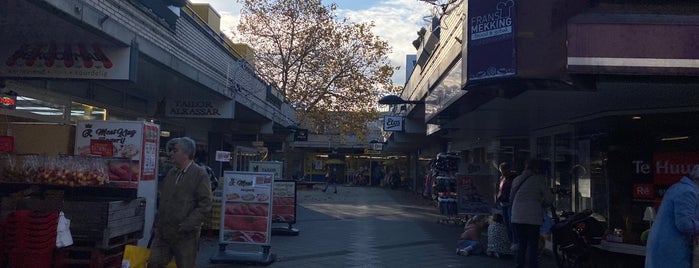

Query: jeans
514 223 541 268
323 181 337 192
502 204 517 244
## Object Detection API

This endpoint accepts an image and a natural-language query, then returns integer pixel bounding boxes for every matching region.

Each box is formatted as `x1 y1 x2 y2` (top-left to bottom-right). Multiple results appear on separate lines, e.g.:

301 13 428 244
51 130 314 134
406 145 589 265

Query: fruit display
0 154 109 187
0 153 27 183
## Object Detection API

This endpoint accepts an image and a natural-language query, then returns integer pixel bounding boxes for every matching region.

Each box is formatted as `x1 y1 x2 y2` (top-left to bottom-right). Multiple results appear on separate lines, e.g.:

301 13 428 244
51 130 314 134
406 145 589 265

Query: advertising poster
220 171 274 245
272 180 296 224
74 120 159 188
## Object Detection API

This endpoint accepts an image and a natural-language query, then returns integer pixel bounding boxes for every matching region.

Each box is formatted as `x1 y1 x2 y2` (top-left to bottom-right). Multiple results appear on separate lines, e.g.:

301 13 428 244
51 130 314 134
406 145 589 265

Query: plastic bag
121 245 177 268
56 211 73 248
122 245 150 268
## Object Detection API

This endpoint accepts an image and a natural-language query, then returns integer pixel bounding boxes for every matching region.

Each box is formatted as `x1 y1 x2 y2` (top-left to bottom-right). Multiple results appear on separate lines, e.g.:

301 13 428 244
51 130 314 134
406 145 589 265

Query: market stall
0 120 157 268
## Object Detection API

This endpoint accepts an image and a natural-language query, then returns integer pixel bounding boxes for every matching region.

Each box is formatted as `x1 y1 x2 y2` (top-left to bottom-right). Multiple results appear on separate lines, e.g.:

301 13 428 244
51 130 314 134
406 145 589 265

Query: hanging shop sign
0 43 133 80
220 171 274 245
465 0 517 83
293 129 308 141
164 99 234 119
215 150 231 162
383 116 404 132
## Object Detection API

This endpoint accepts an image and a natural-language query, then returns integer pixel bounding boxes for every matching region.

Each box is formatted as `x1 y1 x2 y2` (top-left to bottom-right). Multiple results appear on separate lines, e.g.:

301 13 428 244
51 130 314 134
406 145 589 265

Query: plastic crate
8 251 53 268
3 210 58 253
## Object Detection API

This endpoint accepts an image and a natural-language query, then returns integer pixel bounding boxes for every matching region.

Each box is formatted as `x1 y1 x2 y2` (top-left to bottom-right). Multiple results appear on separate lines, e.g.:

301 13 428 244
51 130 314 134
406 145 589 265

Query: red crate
2 210 58 258
53 244 124 268
7 251 53 268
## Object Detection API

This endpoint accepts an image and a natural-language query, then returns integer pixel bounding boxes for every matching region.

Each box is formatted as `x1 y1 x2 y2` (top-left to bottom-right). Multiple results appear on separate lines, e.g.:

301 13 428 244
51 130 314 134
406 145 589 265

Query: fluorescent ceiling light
660 136 689 141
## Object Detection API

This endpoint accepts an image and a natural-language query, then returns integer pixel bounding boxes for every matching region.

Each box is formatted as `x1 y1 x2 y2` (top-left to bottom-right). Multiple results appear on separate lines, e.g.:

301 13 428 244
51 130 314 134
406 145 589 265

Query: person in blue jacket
645 165 699 268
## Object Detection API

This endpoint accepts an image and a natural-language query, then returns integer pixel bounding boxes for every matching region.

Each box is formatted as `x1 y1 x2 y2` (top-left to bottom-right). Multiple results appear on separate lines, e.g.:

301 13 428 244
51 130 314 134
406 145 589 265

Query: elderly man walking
149 137 213 268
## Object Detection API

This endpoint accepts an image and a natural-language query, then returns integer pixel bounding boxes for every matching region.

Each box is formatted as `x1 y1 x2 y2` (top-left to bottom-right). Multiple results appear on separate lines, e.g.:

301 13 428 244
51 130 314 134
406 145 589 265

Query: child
456 215 485 256
487 213 511 258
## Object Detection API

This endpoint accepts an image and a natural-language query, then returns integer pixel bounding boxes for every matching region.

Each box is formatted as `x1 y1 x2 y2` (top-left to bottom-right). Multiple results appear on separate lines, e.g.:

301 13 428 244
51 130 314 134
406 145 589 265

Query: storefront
0 1 295 266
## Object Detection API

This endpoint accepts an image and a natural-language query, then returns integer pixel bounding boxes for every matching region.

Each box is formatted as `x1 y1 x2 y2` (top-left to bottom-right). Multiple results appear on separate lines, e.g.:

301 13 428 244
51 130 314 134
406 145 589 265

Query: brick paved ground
196 185 558 268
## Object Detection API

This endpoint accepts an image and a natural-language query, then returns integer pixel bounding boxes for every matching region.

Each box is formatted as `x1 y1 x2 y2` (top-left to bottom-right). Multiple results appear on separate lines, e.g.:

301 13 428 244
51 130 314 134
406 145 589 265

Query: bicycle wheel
552 240 577 268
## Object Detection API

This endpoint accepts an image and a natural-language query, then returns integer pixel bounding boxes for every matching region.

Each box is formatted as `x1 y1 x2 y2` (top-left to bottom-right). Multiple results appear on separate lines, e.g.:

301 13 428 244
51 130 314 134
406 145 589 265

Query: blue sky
189 0 433 85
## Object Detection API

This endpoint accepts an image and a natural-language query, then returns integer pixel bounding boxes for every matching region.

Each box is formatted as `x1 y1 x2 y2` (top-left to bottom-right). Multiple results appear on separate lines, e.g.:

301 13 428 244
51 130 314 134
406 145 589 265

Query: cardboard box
0 123 75 155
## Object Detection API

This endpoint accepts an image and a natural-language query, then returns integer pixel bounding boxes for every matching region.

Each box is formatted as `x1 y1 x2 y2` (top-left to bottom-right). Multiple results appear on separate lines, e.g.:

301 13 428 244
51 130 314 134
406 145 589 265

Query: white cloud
335 0 430 85
192 0 430 85
189 0 242 38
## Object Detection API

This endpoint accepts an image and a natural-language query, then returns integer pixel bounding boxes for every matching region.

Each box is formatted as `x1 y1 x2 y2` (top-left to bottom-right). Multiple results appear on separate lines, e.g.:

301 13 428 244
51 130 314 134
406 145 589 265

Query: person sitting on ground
456 215 486 256
487 213 511 258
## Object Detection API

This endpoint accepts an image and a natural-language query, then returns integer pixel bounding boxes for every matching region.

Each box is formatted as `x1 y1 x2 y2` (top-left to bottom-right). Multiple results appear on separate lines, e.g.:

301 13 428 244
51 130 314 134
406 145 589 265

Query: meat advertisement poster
220 171 274 245
272 180 296 224
74 120 159 188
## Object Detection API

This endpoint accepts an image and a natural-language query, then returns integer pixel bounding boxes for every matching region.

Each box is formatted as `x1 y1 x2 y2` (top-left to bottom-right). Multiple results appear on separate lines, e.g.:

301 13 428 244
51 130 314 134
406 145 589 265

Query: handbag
509 174 532 202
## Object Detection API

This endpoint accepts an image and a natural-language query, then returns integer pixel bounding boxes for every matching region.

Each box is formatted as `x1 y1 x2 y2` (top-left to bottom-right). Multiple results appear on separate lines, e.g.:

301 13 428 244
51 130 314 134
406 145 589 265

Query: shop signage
164 99 234 119
0 136 14 153
383 116 404 132
89 139 115 157
652 152 699 185
0 43 132 80
220 171 274 245
249 161 283 180
632 183 655 200
465 0 517 83
293 129 308 141
215 150 231 162
1 92 17 109
364 148 381 155
567 22 699 76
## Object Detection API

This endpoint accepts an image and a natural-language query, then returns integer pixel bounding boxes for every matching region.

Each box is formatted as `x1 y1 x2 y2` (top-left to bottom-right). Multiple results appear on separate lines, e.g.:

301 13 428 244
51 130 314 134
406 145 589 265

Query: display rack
429 153 464 225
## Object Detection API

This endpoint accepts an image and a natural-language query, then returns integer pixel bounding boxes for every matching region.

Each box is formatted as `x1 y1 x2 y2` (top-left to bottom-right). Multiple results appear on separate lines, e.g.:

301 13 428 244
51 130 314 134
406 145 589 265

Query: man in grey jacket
510 159 553 268
150 137 213 268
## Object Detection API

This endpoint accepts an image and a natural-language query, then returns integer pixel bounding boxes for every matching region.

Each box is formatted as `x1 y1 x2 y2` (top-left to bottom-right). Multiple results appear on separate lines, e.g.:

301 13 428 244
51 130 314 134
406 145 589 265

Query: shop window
554 133 573 212
14 96 63 116
71 102 107 122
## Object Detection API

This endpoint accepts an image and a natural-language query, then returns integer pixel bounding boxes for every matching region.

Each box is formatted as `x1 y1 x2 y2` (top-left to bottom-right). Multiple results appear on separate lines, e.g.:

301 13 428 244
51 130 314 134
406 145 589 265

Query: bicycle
549 206 605 268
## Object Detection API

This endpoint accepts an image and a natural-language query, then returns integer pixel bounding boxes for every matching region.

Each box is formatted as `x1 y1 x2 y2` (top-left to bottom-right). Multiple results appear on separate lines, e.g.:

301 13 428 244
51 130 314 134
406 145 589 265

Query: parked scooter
548 189 605 268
